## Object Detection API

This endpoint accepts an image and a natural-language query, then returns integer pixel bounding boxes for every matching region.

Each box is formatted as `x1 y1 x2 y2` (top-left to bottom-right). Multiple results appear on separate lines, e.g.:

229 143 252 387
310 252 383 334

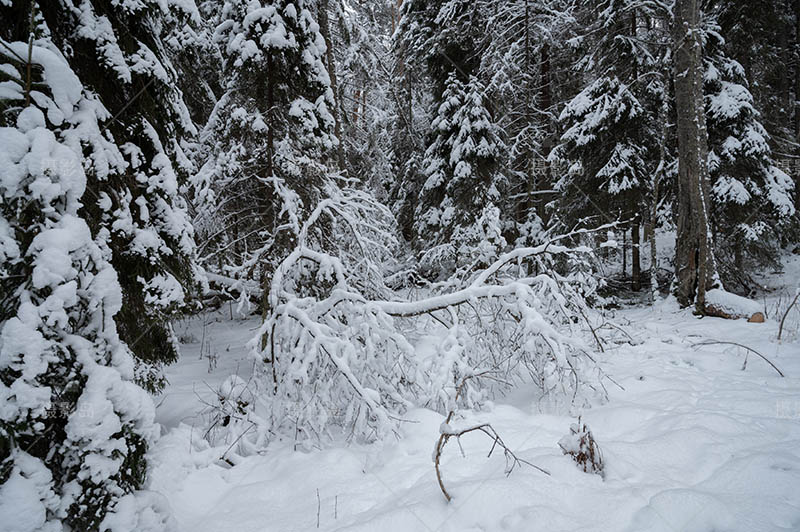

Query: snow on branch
204 195 611 454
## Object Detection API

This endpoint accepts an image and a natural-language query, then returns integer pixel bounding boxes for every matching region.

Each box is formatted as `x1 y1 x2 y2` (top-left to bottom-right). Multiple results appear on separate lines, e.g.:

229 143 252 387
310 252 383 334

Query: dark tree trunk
622 228 627 278
632 220 641 292
539 43 552 113
795 0 800 213
781 9 790 119
796 0 800 142
673 0 720 311
317 0 344 168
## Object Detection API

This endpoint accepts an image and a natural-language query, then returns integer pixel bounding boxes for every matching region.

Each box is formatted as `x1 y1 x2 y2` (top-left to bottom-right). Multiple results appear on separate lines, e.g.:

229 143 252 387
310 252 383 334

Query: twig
220 422 256 461
692 340 784 377
433 375 550 502
316 488 320 529
778 291 799 341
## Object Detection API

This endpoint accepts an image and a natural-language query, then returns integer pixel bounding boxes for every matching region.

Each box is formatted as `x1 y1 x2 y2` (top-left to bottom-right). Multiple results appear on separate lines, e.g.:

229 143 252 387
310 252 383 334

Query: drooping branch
778 290 799 341
692 340 785 377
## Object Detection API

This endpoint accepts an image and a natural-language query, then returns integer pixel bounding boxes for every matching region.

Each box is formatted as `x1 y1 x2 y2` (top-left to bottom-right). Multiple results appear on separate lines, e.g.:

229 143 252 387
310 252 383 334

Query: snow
99 491 175 532
705 288 761 317
146 293 800 532
0 452 60 532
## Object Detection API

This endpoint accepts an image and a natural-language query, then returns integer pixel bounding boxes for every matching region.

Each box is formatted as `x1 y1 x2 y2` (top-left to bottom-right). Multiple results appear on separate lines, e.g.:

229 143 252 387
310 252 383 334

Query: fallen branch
778 290 799 341
433 375 550 502
692 340 785 377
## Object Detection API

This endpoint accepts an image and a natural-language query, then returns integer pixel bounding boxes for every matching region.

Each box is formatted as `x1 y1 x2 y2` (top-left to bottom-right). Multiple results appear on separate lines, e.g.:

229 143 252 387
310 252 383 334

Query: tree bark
796 0 800 142
632 219 641 292
622 228 627 279
317 0 344 167
648 98 666 302
673 0 720 311
795 0 800 213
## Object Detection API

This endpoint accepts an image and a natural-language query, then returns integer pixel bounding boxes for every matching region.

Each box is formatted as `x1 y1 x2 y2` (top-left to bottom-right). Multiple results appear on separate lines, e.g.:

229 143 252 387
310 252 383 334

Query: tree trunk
632 219 641 292
539 43 552 114
795 0 800 213
630 9 641 294
780 8 790 120
649 166 661 301
317 0 344 167
673 0 720 311
622 228 627 279
796 0 800 142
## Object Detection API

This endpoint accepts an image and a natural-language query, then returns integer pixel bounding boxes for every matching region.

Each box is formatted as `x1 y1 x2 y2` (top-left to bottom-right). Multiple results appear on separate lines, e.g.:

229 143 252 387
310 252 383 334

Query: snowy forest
2 0 800 531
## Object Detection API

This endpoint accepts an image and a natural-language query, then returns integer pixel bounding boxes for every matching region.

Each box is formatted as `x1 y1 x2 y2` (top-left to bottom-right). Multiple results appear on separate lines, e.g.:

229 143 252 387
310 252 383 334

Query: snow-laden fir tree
193 0 337 306
477 0 579 246
713 0 796 145
5 0 206 392
703 22 796 284
0 39 168 532
392 0 486 248
327 0 396 193
553 76 650 226
399 0 484 100
551 0 667 290
163 0 223 126
415 74 507 277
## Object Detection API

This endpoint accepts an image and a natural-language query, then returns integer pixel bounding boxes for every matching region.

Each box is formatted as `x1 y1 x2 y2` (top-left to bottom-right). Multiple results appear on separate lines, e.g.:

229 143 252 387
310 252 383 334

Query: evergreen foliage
0 36 164 532
703 22 796 282
192 0 336 296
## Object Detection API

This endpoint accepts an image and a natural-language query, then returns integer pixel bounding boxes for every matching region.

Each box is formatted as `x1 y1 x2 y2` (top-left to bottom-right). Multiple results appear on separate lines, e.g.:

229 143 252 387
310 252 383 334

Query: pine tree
703 22 796 285
193 0 336 304
0 38 165 532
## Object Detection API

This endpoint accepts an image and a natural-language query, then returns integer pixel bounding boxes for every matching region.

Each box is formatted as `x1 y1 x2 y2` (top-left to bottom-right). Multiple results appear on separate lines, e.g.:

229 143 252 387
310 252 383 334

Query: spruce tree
1 0 205 392
552 0 666 290
393 0 489 253
703 23 796 284
0 37 165 532
192 0 336 303
415 74 506 274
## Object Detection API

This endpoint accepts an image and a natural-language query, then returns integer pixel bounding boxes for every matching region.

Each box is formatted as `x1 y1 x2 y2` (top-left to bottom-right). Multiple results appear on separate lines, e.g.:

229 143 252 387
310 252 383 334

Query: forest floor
150 257 800 532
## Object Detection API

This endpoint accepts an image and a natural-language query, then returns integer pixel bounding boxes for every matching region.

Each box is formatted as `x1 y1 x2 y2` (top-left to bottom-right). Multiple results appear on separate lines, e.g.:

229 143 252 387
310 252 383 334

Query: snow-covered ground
150 282 800 532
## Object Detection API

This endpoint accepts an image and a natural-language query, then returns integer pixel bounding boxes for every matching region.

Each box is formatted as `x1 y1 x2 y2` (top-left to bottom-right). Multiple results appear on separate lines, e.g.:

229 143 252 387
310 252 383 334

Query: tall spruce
415 74 506 275
0 31 167 532
703 21 796 287
192 0 336 309
0 0 205 392
394 0 489 255
552 0 667 290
